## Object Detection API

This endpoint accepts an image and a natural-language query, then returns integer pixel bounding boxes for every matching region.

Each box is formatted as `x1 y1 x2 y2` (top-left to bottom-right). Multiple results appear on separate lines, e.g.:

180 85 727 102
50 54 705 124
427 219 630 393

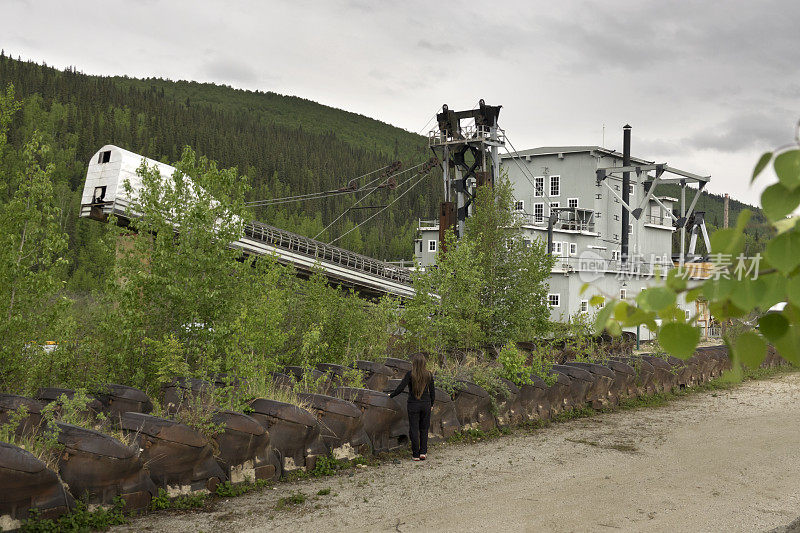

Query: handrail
244 221 413 285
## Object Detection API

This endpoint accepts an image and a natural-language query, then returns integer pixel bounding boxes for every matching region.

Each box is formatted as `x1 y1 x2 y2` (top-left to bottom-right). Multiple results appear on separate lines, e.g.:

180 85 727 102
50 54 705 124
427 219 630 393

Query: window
92 186 107 203
550 175 560 196
428 240 437 252
417 240 422 253
580 300 589 313
611 250 621 261
548 293 560 308
568 198 578 208
552 241 563 255
534 176 544 197
98 150 111 164
534 203 544 223
514 200 524 212
523 238 531 248
569 242 577 256
628 224 633 234
549 202 559 214
685 309 691 320
614 214 620 221
620 288 627 300
629 184 635 195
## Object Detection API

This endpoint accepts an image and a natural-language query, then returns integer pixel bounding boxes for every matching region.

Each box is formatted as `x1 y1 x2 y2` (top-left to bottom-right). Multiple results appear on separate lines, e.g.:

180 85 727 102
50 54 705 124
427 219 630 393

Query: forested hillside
0 52 435 295
0 53 767 295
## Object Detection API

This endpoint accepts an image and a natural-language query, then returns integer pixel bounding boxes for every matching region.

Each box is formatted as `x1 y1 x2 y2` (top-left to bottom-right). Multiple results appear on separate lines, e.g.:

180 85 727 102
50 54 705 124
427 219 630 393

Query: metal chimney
621 125 631 264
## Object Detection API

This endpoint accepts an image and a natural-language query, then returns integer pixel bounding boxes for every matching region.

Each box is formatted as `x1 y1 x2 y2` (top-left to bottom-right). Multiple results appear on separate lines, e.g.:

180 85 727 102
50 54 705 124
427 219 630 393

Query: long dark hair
411 353 431 400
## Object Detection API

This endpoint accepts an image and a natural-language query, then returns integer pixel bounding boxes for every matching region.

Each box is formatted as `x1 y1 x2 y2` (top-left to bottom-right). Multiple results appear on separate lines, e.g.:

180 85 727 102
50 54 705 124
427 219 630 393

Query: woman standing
389 353 435 461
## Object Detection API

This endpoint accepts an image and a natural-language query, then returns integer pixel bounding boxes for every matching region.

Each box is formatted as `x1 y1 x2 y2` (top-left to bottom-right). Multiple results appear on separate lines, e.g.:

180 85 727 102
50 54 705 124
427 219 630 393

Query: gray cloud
203 57 260 86
1 0 799 202
685 111 793 153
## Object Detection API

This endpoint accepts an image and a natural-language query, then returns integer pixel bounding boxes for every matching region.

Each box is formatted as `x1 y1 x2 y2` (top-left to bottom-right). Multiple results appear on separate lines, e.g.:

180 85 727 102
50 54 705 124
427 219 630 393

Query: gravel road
116 372 800 533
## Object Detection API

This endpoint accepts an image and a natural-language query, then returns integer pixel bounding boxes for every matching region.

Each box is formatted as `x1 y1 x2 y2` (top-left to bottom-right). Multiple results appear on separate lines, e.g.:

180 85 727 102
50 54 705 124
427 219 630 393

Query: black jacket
389 371 435 406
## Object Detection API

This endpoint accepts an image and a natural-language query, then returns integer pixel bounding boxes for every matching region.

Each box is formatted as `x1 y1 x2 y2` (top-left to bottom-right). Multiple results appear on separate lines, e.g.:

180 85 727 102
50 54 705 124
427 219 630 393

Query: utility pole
723 193 729 228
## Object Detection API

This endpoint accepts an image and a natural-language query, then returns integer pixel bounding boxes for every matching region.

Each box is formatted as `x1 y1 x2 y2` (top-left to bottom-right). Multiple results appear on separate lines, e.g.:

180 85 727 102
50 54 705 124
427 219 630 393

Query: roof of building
500 145 654 165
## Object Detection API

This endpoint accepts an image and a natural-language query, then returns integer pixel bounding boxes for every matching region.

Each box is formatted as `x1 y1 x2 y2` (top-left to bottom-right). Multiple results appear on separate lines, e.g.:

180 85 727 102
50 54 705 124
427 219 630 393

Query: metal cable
328 169 433 246
243 163 394 207
312 161 429 240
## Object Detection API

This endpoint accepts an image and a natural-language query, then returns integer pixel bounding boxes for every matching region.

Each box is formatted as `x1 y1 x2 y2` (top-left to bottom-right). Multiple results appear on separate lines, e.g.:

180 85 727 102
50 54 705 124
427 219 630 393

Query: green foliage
275 491 306 510
404 175 553 353
214 479 271 498
603 130 800 369
498 344 533 385
316 488 331 496
311 454 350 477
21 497 128 532
0 405 63 470
149 488 208 511
0 86 70 392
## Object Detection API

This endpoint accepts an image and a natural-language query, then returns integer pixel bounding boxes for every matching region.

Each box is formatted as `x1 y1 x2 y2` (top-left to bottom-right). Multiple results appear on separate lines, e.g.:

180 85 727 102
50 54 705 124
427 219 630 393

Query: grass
21 497 128 532
274 491 306 511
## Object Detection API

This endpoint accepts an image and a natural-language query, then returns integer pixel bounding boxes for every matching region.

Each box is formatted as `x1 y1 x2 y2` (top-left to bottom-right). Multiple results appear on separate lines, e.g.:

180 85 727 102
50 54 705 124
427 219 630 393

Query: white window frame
514 200 524 212
620 288 627 300
629 184 635 195
533 203 544 223
548 293 560 308
568 198 578 208
534 176 544 197
523 238 532 248
611 250 621 261
552 241 563 255
580 300 589 313
428 239 437 252
550 175 560 196
549 202 559 214
569 242 577 256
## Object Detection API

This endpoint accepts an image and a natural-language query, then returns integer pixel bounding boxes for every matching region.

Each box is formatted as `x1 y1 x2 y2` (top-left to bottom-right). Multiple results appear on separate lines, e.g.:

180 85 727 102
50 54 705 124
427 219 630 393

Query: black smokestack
621 125 631 265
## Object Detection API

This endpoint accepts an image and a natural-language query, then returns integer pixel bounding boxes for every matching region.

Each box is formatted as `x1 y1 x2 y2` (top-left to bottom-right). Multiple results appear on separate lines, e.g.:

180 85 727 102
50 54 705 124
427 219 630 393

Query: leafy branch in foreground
598 127 800 368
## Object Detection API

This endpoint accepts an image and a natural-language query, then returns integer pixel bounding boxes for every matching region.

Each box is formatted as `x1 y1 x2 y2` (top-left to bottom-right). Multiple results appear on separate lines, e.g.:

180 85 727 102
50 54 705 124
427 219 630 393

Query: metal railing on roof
244 221 413 285
428 125 505 147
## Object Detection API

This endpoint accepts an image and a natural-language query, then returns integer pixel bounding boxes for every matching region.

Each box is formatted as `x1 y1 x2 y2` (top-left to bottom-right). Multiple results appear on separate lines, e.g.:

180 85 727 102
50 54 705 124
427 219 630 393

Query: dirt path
117 372 800 533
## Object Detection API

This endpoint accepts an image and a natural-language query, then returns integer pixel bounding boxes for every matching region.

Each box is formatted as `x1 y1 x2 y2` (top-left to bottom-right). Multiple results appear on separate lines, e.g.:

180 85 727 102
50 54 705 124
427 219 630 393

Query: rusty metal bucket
351 361 393 392
93 384 153 417
0 442 74 527
383 358 412 379
335 388 403 453
0 394 46 436
248 398 326 473
450 381 496 432
117 413 226 494
55 422 155 512
212 410 281 483
298 393 371 459
518 376 551 422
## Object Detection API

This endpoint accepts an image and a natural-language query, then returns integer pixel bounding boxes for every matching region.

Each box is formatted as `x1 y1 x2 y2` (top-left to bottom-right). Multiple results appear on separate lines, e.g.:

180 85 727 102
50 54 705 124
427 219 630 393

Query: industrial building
415 113 712 338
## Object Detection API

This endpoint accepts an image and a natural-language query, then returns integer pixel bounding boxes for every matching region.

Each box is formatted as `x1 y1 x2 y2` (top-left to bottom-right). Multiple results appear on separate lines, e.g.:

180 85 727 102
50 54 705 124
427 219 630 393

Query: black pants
407 401 431 457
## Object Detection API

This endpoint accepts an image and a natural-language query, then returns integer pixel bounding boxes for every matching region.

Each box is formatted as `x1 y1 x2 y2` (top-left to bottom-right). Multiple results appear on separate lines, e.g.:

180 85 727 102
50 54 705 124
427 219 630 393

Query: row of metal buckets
0 345 786 529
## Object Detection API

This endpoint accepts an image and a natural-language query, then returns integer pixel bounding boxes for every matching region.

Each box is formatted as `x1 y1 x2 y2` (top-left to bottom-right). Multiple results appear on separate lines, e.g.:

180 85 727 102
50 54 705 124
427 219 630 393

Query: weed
316 488 331 496
21 497 128 532
149 488 208 511
215 479 271 498
310 454 350 477
275 491 306 511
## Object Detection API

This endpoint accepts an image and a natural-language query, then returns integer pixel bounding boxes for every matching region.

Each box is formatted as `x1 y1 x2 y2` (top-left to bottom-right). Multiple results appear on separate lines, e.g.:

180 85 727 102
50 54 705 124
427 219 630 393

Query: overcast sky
3 0 798 204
